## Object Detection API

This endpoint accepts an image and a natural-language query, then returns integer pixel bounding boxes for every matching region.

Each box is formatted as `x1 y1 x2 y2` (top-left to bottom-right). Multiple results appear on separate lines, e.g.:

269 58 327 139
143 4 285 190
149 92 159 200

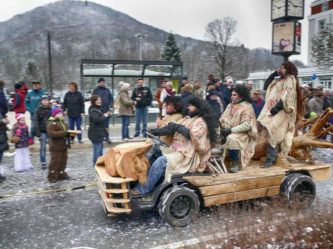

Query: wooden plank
97 178 129 194
204 186 280 207
184 167 286 187
199 175 284 197
98 190 130 203
121 182 130 209
99 191 131 213
308 166 331 181
95 165 135 184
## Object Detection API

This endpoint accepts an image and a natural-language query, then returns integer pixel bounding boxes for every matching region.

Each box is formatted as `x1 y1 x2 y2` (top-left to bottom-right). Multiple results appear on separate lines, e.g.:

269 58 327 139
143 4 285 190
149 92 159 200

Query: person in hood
12 82 28 114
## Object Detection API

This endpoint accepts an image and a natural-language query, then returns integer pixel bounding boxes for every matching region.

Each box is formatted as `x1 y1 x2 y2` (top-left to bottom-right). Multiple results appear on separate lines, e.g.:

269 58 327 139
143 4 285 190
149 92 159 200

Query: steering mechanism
146 132 169 147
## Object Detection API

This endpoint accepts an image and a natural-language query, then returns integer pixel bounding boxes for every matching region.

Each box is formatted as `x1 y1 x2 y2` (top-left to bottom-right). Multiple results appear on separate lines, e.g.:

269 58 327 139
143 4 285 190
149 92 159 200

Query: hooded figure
219 85 258 172
131 96 218 196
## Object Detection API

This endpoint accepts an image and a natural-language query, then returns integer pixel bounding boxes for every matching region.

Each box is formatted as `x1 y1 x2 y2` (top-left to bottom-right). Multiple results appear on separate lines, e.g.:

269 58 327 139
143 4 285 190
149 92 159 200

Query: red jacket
13 88 27 114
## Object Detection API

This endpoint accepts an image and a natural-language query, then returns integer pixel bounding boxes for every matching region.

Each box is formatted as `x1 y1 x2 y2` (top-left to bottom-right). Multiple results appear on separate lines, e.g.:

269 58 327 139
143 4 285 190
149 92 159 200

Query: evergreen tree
311 23 333 68
161 33 182 62
25 59 41 82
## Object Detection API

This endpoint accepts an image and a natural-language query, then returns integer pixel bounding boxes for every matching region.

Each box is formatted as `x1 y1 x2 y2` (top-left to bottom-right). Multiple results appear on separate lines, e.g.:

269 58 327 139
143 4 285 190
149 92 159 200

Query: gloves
148 128 160 136
270 100 284 116
221 128 232 137
220 128 231 144
64 131 70 138
174 123 191 140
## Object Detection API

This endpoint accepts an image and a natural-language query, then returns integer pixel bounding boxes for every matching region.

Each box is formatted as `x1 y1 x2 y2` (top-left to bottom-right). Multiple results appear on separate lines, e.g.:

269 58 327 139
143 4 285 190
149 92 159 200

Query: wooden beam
199 175 284 197
204 186 280 207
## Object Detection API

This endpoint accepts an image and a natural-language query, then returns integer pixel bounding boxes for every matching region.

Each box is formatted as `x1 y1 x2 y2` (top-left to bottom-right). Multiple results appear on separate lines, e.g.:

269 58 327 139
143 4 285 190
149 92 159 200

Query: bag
10 135 20 144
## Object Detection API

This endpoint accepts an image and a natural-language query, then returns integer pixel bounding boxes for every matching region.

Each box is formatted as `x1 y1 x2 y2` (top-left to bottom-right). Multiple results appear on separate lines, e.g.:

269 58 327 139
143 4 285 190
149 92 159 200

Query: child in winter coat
34 95 51 169
12 113 33 172
47 108 70 183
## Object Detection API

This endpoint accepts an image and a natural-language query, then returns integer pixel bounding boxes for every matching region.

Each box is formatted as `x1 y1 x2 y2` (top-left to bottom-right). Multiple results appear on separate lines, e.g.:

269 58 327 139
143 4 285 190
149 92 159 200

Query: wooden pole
47 32 53 97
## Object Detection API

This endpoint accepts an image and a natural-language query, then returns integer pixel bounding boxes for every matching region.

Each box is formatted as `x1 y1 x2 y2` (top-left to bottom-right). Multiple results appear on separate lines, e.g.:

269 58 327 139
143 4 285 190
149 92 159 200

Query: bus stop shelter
80 59 183 96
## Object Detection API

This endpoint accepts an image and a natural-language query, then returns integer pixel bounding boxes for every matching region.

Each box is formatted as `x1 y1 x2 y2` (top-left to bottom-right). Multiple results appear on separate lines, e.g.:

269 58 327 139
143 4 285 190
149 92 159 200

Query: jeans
92 142 103 165
104 117 110 141
68 116 82 141
135 107 148 136
135 156 167 195
39 133 48 165
121 115 130 139
30 113 36 137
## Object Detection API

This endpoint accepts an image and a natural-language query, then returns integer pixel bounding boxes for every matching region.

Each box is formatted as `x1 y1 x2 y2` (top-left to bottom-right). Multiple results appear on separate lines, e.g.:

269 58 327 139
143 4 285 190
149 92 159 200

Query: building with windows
308 0 333 65
247 66 333 90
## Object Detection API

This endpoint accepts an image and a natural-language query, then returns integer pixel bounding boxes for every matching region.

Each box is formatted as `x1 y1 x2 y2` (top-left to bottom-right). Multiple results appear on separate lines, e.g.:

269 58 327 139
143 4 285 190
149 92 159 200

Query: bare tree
205 17 237 80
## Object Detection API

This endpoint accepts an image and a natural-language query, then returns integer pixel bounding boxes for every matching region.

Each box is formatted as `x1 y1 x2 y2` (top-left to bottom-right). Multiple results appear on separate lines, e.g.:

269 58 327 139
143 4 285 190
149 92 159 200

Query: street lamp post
134 33 147 60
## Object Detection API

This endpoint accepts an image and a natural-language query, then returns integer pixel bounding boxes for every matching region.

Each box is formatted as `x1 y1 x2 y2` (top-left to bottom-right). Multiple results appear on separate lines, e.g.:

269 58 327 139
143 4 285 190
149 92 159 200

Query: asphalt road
0 148 332 249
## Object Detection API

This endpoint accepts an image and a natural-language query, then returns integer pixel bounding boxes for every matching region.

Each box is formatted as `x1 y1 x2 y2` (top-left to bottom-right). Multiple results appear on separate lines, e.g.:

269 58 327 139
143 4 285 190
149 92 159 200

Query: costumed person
47 109 70 183
11 113 33 172
258 61 303 167
160 81 174 117
131 96 218 197
34 95 51 169
219 84 258 173
147 96 184 166
88 95 112 165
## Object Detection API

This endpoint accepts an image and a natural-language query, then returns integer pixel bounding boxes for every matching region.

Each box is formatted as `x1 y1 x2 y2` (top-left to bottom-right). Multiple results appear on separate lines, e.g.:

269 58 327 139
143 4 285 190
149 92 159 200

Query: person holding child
11 113 33 172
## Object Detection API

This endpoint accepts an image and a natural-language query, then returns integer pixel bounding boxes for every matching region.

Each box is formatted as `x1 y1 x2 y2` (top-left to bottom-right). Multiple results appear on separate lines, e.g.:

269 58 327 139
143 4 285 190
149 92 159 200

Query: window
320 77 332 89
322 2 329 11
319 19 326 30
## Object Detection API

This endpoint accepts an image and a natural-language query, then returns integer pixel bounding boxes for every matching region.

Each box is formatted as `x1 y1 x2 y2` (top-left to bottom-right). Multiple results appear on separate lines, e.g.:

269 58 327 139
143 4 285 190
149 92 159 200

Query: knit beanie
15 113 25 121
51 108 63 117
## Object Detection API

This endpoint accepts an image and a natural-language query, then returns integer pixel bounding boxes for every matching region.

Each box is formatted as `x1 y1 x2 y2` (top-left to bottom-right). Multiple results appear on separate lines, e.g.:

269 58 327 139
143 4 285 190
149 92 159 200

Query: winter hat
51 108 63 117
120 82 130 91
15 113 25 121
98 78 105 83
41 95 49 101
14 83 22 89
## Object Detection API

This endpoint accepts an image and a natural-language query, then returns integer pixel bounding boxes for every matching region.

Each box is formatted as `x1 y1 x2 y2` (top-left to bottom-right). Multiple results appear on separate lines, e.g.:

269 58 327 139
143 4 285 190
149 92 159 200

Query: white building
308 0 333 65
247 66 333 90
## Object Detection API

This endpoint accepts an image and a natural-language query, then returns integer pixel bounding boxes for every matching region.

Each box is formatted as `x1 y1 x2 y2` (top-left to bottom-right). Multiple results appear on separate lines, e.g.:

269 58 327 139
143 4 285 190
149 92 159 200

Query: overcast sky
0 0 312 64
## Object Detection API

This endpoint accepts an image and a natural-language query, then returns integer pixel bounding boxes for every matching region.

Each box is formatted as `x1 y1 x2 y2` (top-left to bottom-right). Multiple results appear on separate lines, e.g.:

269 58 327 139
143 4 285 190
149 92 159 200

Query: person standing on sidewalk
88 95 111 165
0 112 9 182
62 82 85 144
131 78 152 138
117 82 135 141
12 82 27 114
47 109 70 183
93 78 113 144
25 81 45 137
34 95 51 169
11 114 33 172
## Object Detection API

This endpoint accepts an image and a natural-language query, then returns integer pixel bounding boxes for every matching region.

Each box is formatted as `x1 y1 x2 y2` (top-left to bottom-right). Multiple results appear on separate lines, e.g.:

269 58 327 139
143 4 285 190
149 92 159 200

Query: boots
230 159 241 173
263 144 277 168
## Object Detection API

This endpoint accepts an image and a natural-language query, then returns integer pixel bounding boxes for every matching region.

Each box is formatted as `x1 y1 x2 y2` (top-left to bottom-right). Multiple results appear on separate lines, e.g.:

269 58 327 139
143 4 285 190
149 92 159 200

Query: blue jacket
93 86 113 113
25 89 45 114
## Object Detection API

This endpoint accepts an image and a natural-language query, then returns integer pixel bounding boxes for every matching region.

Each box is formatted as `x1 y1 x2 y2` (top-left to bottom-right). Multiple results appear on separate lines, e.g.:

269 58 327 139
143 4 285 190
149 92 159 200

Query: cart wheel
158 186 200 227
280 173 316 208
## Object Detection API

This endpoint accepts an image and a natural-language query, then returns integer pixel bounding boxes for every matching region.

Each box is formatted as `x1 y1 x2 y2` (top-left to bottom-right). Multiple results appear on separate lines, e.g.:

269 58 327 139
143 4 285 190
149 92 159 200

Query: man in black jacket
131 78 152 137
63 82 85 144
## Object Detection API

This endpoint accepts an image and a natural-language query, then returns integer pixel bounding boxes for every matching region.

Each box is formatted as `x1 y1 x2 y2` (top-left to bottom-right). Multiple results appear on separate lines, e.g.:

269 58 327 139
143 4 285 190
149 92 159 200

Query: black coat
131 86 152 108
34 104 51 135
92 86 113 113
88 105 107 143
62 91 85 117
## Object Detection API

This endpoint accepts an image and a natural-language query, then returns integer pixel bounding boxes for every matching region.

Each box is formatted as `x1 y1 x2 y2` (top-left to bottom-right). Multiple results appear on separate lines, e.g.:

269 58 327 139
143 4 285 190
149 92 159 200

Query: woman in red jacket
12 82 28 114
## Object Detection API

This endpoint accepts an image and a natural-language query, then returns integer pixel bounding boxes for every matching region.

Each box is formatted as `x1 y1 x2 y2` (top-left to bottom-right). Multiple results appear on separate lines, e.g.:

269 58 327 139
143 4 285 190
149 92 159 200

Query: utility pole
134 33 147 60
47 31 53 97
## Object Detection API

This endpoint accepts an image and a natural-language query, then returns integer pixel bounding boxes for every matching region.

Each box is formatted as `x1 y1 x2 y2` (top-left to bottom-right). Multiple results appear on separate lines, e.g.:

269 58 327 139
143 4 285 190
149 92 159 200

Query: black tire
158 186 200 227
280 173 316 208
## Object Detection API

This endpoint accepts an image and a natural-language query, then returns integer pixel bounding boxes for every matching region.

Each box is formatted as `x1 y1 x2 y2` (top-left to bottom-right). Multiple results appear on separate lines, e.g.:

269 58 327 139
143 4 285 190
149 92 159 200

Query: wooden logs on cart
96 141 152 184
